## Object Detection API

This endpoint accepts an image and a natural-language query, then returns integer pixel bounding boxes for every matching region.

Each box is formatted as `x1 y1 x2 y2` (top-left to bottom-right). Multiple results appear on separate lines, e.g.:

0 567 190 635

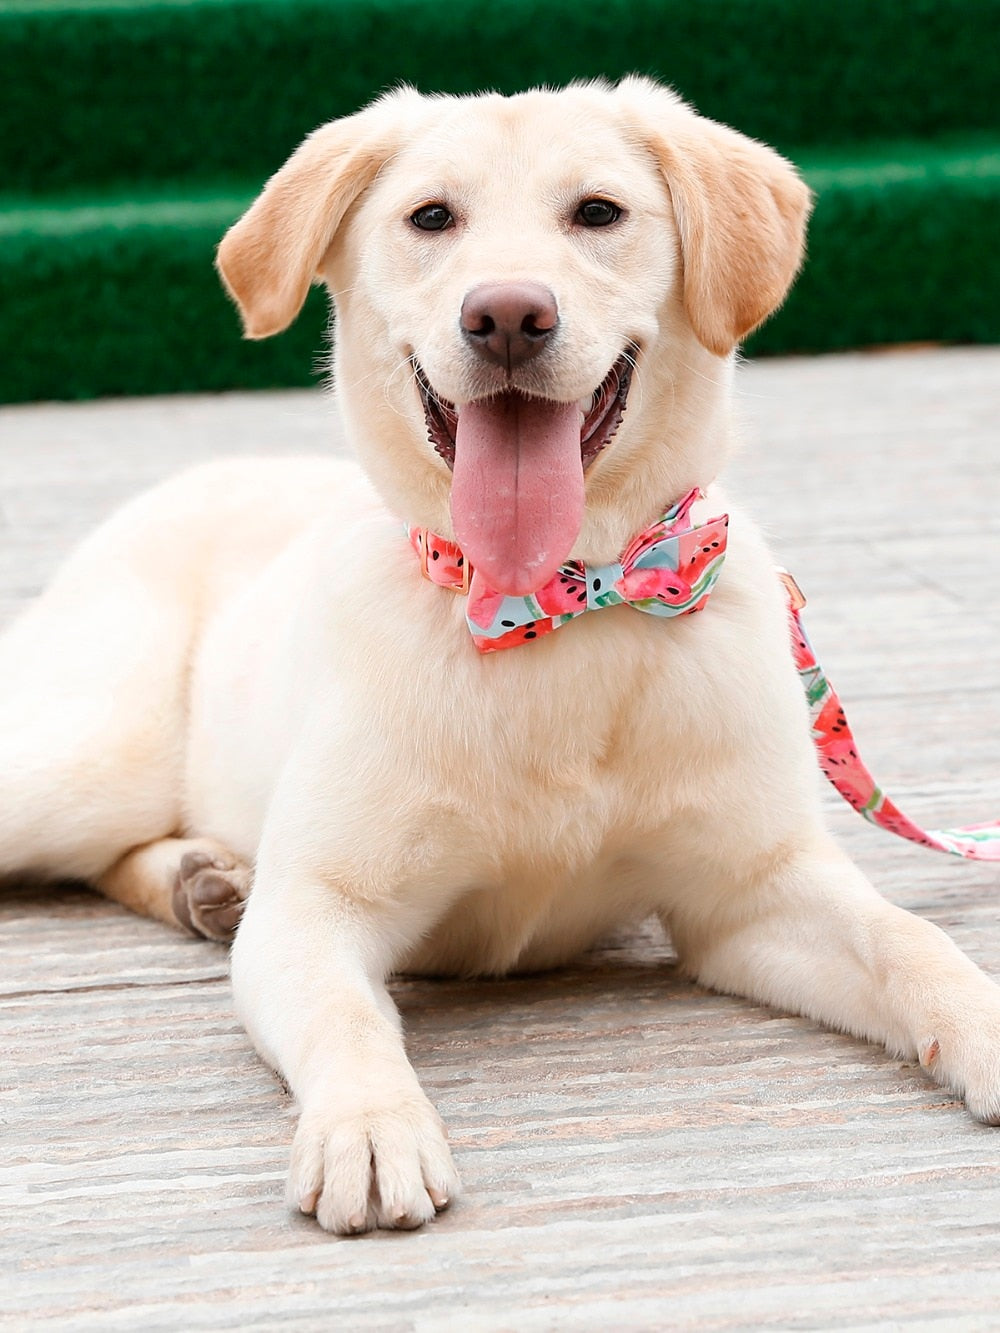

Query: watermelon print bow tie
407 489 728 652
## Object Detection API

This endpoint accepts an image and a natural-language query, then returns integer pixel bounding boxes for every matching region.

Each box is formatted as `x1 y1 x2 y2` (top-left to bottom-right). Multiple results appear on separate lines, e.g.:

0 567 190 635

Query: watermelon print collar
407 488 729 653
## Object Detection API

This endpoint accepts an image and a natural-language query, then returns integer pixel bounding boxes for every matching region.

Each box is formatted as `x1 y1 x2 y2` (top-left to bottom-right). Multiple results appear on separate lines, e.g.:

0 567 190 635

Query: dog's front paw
288 1094 461 1234
919 1010 1000 1124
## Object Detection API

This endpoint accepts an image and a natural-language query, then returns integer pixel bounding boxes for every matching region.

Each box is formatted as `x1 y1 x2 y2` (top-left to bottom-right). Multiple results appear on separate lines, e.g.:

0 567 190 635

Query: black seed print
431 549 440 560
593 577 602 591
525 631 537 639
457 556 464 567
501 619 515 628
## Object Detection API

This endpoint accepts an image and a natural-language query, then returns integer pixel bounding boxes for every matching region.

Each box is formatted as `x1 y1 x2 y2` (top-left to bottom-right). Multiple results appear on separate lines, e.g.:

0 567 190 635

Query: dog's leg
231 848 463 1234
96 836 251 940
664 838 1000 1121
0 585 189 886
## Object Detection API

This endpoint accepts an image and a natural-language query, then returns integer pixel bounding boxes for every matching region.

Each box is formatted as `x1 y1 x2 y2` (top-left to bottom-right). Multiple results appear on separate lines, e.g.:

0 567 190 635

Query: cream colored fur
3 78 999 1235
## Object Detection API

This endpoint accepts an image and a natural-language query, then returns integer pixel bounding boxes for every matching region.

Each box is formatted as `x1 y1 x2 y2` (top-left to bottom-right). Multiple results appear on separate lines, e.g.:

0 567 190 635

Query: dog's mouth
416 351 634 472
414 350 635 596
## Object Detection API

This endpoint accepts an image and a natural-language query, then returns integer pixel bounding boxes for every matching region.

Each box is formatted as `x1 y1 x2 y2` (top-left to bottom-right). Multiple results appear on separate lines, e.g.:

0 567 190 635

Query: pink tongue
450 394 584 596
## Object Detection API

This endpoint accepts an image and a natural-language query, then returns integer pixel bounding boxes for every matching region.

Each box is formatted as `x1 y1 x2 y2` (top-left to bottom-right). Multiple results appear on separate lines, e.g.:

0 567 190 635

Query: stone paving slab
1 347 999 1330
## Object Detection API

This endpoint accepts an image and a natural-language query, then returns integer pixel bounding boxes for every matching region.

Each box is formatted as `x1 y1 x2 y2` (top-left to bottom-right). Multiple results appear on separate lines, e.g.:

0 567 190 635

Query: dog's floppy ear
216 92 416 339
619 78 812 356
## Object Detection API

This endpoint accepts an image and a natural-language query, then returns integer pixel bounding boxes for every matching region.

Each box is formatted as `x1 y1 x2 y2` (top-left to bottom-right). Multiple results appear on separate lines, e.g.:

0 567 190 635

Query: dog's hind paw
173 847 251 941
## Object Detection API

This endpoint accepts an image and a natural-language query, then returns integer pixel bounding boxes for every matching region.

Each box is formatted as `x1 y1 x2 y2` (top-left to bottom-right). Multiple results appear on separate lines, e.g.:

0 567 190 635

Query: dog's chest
443 611 704 809
392 616 725 976
379 622 700 976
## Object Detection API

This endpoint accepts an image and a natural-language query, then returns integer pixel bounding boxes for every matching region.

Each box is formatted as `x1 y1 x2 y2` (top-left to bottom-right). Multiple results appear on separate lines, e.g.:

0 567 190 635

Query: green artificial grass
2 0 999 400
749 139 1000 355
0 197 327 401
3 0 1000 198
3 140 999 403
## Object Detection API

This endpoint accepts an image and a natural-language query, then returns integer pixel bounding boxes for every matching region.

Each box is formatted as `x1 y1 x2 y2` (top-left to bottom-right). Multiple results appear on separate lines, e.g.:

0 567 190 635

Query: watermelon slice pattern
408 488 727 652
788 594 1000 861
408 505 1000 863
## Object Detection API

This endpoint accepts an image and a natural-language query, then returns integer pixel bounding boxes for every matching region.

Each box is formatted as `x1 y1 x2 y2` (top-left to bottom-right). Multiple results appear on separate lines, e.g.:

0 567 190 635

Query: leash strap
781 572 1000 861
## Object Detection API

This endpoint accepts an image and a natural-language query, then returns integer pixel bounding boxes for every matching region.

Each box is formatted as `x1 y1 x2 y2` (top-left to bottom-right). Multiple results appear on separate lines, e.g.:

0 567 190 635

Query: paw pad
173 848 250 941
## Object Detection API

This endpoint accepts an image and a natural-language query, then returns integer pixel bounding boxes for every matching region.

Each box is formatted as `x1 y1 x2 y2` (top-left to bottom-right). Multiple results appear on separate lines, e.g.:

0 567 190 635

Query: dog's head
218 79 810 594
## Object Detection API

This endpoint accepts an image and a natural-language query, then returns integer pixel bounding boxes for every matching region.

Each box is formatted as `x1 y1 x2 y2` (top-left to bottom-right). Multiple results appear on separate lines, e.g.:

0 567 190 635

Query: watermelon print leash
780 571 1000 862
409 494 1000 862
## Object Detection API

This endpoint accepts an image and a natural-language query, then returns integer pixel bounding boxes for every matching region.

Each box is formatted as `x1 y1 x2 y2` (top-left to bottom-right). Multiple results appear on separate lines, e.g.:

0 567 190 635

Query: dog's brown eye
411 204 453 232
575 198 621 228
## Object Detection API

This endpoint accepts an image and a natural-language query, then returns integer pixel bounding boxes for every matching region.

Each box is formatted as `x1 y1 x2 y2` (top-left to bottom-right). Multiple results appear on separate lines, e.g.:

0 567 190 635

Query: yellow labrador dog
3 77 999 1234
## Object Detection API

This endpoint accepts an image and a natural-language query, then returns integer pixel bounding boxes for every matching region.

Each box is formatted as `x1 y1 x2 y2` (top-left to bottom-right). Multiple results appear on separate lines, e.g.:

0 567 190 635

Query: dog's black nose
460 282 558 370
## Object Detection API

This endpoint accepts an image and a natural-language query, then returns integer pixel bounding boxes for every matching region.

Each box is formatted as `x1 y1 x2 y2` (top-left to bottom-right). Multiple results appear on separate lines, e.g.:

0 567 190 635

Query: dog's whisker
327 282 362 302
335 358 412 398
673 355 728 391
620 350 646 414
368 356 427 423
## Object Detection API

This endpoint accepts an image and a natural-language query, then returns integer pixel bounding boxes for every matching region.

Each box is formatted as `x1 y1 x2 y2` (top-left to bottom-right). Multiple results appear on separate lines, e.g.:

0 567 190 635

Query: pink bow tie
408 488 729 652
